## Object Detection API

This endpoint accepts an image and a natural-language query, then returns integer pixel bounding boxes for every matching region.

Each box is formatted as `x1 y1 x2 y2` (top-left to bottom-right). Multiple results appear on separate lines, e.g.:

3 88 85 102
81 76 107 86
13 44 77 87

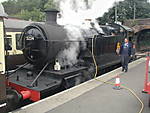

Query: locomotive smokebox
21 9 67 66
45 9 59 24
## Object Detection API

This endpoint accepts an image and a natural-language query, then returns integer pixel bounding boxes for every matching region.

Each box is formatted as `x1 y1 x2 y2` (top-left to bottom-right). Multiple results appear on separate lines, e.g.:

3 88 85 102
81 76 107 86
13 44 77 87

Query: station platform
12 58 150 113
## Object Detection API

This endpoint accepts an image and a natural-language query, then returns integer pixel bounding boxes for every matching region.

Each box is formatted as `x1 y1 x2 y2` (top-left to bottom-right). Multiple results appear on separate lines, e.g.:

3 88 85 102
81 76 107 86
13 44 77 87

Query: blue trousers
121 55 129 70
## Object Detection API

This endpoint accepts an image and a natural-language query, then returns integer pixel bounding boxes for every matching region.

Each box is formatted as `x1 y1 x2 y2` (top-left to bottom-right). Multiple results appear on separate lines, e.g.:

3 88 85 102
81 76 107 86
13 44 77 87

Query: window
16 34 22 50
5 38 12 50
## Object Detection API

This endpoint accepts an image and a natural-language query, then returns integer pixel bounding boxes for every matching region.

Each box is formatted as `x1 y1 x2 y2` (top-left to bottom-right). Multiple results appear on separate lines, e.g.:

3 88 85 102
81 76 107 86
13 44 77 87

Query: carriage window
16 34 22 50
5 38 12 50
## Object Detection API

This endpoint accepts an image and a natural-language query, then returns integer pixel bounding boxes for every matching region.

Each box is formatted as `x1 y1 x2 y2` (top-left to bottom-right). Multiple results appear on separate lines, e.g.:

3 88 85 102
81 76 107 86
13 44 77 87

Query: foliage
14 8 45 21
2 0 56 21
44 0 57 10
97 0 150 25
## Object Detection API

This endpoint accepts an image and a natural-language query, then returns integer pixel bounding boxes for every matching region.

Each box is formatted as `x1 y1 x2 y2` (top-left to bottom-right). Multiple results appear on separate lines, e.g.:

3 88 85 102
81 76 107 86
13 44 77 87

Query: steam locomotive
6 10 133 110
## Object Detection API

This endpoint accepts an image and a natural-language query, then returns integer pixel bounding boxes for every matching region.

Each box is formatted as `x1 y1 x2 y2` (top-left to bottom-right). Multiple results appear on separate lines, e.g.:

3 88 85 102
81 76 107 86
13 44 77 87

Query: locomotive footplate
8 66 88 102
44 66 88 88
44 66 87 78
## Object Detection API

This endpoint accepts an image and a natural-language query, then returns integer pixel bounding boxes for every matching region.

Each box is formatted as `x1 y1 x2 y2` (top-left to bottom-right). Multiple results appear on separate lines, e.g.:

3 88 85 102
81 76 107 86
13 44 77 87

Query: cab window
16 34 22 50
5 37 12 50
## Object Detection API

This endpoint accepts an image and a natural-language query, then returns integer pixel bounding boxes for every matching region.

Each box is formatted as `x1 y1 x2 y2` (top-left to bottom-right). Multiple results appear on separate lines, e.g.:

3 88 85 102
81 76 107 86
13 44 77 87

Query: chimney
44 9 59 24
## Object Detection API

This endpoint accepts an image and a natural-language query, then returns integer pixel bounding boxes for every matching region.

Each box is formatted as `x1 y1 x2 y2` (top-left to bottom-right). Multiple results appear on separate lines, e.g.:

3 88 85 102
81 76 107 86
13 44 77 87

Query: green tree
98 0 150 25
44 0 57 10
2 0 18 15
15 8 44 21
2 0 57 21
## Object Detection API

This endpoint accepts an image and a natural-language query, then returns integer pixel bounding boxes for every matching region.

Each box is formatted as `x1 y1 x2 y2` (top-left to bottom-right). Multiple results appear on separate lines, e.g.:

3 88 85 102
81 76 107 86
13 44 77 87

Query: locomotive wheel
74 76 83 85
82 70 92 81
82 64 95 82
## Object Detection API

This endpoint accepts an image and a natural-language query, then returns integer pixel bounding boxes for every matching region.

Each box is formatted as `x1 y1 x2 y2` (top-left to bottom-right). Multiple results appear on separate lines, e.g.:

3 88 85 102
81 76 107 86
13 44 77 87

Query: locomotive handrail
30 62 49 87
44 40 87 42
7 62 29 77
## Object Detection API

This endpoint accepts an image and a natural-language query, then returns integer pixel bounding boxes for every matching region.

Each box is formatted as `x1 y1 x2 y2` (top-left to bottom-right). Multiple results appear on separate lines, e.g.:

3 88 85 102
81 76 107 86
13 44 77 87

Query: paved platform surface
46 60 149 113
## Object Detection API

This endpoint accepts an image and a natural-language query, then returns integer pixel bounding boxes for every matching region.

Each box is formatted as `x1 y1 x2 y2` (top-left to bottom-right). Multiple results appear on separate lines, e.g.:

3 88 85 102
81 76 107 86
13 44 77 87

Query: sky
0 0 123 17
0 0 124 15
0 0 150 4
1 0 150 3
0 0 150 14
0 0 6 3
0 0 125 3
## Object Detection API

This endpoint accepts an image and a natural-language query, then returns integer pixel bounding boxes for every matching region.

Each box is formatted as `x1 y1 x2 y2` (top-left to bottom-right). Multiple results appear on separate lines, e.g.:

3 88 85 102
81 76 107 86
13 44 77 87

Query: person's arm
129 43 133 57
116 42 121 55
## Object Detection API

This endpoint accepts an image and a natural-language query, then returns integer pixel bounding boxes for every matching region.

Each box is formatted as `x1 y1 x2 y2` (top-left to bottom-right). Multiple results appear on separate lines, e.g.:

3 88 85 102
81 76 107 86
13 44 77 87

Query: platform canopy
0 3 7 18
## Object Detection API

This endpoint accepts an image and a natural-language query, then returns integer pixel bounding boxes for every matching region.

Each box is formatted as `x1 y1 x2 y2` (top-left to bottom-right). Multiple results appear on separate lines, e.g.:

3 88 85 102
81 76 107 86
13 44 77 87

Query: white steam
56 0 124 26
55 0 123 67
57 25 85 67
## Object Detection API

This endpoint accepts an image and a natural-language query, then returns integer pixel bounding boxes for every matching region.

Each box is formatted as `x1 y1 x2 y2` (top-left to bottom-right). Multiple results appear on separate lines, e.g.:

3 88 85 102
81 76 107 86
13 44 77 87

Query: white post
133 3 136 20
115 2 118 23
0 18 5 74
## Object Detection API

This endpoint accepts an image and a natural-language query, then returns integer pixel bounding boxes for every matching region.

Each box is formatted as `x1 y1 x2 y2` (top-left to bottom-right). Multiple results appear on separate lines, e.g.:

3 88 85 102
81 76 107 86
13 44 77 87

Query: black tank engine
6 10 133 111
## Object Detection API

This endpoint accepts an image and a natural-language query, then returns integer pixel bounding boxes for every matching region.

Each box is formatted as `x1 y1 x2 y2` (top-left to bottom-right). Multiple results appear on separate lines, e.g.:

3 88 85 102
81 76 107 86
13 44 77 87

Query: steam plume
55 0 123 67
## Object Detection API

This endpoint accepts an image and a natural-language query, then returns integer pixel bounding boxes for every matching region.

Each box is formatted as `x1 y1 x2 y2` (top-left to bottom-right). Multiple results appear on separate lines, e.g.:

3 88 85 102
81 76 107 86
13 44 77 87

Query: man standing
119 38 132 72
